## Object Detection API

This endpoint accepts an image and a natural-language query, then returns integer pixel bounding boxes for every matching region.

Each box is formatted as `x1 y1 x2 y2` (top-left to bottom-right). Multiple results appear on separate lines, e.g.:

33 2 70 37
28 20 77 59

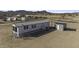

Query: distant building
12 20 50 37
25 15 29 17
6 16 17 21
6 17 11 21
21 17 26 21
16 15 20 17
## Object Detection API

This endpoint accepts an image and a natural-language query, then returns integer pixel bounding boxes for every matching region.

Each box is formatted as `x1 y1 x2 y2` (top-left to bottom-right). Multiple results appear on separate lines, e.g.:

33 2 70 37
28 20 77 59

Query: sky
0 0 79 13
47 10 79 13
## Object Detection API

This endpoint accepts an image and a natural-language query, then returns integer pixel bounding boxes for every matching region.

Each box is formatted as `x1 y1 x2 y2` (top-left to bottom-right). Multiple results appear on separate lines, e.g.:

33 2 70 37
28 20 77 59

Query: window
32 24 36 28
23 25 28 30
13 26 17 32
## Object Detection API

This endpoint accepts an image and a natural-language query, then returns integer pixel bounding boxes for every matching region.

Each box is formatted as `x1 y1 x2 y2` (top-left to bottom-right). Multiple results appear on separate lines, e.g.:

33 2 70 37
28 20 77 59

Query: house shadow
64 28 76 31
22 27 56 37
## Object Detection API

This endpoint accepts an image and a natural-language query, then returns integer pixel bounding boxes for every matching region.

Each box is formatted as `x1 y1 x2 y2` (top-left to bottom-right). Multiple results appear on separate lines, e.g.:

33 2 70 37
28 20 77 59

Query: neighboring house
6 17 11 21
12 20 50 37
21 17 26 21
11 17 17 21
25 15 29 17
16 15 20 17
6 16 17 21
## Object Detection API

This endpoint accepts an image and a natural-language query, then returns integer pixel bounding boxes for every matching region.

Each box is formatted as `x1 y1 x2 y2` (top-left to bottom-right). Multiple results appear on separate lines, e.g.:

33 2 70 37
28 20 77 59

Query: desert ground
0 18 79 48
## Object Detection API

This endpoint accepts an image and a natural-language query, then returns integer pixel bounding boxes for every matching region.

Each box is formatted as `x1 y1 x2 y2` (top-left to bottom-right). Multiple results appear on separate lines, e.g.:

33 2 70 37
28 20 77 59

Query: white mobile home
12 20 50 37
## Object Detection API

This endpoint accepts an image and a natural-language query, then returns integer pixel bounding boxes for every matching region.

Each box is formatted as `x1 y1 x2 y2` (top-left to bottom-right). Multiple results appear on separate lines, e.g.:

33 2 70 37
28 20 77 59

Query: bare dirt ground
0 20 79 48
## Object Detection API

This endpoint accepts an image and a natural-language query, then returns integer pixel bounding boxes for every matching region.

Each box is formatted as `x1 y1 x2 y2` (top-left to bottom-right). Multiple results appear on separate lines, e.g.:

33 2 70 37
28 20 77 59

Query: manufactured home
12 20 50 37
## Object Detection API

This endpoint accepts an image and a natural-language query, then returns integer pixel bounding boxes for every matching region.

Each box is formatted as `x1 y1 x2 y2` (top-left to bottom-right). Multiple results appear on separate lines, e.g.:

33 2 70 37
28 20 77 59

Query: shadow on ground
17 27 76 39
22 27 56 37
64 28 76 31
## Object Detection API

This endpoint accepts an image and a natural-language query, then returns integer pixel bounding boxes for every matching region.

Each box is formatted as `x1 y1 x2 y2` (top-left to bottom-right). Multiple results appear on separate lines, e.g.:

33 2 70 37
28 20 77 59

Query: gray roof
13 20 49 27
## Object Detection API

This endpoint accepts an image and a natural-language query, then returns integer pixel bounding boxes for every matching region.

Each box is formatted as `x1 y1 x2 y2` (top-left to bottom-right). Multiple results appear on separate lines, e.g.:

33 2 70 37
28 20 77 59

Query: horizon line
0 10 79 13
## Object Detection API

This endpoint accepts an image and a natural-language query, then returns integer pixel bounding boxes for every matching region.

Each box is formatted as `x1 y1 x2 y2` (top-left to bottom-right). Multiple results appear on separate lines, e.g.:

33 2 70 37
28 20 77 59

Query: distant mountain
0 10 79 19
5 10 52 16
0 10 52 19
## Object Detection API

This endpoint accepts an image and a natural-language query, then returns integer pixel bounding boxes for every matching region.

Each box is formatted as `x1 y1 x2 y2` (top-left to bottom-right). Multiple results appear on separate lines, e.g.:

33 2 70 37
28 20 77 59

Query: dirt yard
0 22 79 48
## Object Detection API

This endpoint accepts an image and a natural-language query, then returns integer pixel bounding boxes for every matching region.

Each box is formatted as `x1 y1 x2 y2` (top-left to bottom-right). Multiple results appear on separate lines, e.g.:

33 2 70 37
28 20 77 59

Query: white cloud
0 0 79 11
